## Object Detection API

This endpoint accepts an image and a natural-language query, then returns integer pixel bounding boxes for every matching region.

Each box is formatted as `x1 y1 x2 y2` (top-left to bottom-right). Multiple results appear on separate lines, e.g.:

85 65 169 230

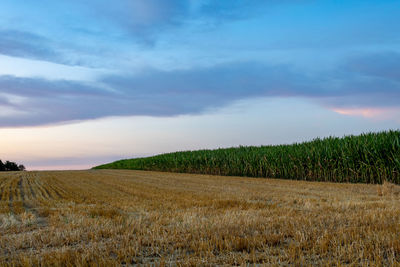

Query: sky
0 0 399 170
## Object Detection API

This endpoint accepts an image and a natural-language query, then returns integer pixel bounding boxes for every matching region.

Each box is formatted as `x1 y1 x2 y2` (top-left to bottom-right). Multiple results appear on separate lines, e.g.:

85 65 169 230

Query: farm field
1 170 400 266
95 130 400 184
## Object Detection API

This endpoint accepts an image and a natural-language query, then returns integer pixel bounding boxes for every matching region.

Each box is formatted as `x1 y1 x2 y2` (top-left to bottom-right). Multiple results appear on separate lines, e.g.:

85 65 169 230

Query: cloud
0 51 399 127
1 63 305 126
2 0 398 73
343 51 400 82
75 0 188 45
332 107 396 118
78 0 277 34
0 76 117 126
331 107 400 122
0 76 108 98
0 0 303 63
0 29 100 67
0 30 59 62
319 52 400 110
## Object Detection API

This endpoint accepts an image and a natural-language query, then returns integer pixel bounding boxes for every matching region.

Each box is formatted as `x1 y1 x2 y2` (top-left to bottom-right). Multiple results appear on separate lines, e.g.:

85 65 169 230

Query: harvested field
1 170 400 266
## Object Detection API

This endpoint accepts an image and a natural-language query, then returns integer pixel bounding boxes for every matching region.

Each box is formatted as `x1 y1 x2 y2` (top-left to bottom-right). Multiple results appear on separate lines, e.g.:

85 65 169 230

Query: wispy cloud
332 107 400 120
0 29 60 63
0 0 285 62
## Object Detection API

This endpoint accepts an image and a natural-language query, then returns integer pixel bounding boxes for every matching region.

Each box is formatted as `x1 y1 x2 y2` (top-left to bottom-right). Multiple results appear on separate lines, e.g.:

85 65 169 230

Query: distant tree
0 159 25 171
5 161 19 171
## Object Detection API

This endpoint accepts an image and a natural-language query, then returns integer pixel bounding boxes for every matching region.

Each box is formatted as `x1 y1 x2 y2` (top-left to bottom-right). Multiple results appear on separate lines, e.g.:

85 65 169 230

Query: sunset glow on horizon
332 107 400 120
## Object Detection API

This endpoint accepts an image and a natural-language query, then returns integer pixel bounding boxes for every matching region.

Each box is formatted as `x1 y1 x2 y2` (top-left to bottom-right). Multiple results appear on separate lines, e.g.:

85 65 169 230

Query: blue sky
0 0 399 169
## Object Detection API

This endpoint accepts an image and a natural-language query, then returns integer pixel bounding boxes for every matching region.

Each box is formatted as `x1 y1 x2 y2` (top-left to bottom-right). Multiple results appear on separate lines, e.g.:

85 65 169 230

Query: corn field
95 130 400 184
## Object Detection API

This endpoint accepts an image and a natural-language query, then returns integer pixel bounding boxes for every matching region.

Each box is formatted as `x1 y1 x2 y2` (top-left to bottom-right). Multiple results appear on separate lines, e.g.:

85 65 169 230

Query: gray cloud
343 52 400 82
0 76 109 98
0 52 399 127
0 29 97 66
0 30 60 62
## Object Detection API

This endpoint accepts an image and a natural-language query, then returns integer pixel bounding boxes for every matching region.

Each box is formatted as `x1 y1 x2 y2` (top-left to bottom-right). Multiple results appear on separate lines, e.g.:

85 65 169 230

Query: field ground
1 170 400 266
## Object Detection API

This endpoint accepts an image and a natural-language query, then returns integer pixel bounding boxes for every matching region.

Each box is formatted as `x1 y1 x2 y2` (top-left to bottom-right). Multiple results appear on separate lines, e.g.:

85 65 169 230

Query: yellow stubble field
0 170 400 266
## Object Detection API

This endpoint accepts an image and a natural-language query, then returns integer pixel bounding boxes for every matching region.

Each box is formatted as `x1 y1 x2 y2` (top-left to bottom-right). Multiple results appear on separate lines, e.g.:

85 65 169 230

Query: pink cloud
332 107 400 121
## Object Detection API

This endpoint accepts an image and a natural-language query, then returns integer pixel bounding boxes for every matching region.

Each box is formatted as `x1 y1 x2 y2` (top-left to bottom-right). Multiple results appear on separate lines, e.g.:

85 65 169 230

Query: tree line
0 160 25 171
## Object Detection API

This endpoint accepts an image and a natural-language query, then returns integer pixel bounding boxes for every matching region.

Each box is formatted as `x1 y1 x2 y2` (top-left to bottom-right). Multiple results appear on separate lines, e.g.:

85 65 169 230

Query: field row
1 170 400 266
0 172 67 214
